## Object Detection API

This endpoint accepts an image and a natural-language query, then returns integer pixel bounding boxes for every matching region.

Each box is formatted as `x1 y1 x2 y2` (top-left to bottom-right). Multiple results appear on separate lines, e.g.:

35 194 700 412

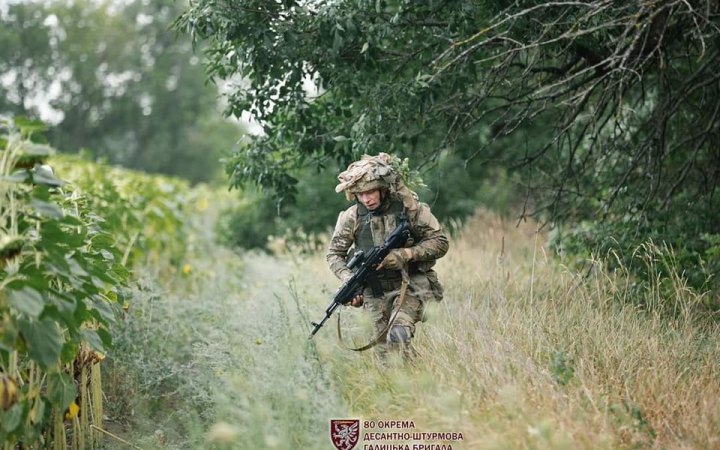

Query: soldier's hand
377 248 412 270
350 294 364 307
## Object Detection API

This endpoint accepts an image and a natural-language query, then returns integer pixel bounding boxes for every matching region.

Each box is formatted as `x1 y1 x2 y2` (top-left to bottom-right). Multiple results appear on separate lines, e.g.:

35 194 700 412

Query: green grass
104 205 720 450
103 189 352 449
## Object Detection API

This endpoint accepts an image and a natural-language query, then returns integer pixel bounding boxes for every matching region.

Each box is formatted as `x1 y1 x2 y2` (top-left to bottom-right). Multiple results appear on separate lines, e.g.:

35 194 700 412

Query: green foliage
216 188 281 251
426 152 524 221
177 0 492 197
282 164 351 236
551 191 720 309
216 162 350 251
550 350 575 387
386 153 427 193
51 153 191 270
0 0 244 184
0 118 122 443
180 0 720 295
0 116 192 445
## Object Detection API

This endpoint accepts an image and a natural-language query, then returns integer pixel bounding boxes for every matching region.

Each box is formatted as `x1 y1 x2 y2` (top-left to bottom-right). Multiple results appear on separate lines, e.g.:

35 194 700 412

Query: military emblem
330 419 360 450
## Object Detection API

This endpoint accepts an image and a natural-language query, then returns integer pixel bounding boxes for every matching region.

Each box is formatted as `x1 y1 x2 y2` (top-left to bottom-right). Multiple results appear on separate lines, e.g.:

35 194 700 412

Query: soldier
326 153 449 355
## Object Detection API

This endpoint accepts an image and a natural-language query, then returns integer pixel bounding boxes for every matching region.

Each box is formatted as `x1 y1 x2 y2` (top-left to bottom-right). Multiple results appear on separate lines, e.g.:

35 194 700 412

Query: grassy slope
107 205 720 449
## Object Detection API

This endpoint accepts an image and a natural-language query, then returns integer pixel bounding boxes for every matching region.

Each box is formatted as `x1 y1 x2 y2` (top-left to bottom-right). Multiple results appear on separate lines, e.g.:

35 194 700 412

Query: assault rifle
308 218 410 338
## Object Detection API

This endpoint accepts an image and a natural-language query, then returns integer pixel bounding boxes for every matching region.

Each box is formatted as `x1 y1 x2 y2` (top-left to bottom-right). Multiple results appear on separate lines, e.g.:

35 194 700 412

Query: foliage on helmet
335 153 425 209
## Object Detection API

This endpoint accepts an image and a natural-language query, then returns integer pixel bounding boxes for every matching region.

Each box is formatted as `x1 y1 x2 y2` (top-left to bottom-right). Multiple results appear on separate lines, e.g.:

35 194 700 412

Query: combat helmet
335 153 419 210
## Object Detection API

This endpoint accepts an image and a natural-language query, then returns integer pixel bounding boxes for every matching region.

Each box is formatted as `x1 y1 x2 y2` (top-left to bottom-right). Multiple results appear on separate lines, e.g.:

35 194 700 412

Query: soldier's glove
377 248 413 271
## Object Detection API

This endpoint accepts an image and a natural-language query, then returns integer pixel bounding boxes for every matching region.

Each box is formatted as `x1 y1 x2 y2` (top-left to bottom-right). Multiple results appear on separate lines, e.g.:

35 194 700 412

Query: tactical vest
354 197 422 279
355 198 408 249
353 196 444 301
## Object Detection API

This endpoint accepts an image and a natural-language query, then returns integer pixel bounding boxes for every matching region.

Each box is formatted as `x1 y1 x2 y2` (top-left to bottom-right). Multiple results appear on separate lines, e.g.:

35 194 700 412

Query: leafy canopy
178 1 720 294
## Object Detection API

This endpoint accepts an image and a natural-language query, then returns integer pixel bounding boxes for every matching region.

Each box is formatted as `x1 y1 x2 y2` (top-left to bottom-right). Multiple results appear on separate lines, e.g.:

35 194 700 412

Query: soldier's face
356 189 382 211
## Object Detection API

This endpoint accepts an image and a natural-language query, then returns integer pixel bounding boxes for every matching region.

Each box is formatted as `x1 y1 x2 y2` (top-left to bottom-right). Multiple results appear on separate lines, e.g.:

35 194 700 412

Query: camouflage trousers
362 273 434 349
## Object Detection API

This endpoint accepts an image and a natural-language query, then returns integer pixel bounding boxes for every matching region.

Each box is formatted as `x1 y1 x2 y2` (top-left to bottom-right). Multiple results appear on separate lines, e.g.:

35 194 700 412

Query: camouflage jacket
326 195 449 287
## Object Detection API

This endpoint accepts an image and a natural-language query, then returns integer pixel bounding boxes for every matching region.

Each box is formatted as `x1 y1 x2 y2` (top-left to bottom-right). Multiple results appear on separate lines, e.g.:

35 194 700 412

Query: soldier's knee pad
387 325 410 344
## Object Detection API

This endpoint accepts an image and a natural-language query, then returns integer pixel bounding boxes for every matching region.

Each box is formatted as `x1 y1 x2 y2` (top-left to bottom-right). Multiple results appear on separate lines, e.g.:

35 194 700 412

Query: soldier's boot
386 325 416 360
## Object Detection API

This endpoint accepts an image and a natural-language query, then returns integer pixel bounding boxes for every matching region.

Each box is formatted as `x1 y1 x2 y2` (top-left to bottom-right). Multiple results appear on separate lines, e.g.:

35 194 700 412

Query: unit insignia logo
330 419 360 450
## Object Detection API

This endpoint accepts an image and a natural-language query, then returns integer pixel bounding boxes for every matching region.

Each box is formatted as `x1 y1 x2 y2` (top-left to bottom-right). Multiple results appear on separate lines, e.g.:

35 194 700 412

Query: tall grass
103 188 353 449
296 209 720 449
106 203 719 449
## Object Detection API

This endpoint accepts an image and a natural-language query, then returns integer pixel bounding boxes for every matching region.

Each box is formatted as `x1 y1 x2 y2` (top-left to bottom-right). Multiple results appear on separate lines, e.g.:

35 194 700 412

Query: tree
0 1 54 118
178 0 720 293
0 0 244 183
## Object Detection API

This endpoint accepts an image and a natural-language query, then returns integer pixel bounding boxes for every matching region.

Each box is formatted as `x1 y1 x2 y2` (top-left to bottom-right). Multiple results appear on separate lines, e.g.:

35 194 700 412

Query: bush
216 154 525 252
215 189 280 250
550 195 720 311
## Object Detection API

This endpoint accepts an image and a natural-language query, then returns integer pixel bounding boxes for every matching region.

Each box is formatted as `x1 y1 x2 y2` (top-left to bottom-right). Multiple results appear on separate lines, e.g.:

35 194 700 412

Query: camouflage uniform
326 154 449 351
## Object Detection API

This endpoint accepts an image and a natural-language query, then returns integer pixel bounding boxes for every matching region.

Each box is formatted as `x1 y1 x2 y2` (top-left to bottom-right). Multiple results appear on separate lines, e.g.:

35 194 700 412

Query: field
4 1 720 448
105 205 720 450
2 129 717 449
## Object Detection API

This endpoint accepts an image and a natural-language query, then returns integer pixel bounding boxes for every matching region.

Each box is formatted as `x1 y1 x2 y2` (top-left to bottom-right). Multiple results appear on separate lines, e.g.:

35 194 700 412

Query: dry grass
296 209 720 450
106 204 718 449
